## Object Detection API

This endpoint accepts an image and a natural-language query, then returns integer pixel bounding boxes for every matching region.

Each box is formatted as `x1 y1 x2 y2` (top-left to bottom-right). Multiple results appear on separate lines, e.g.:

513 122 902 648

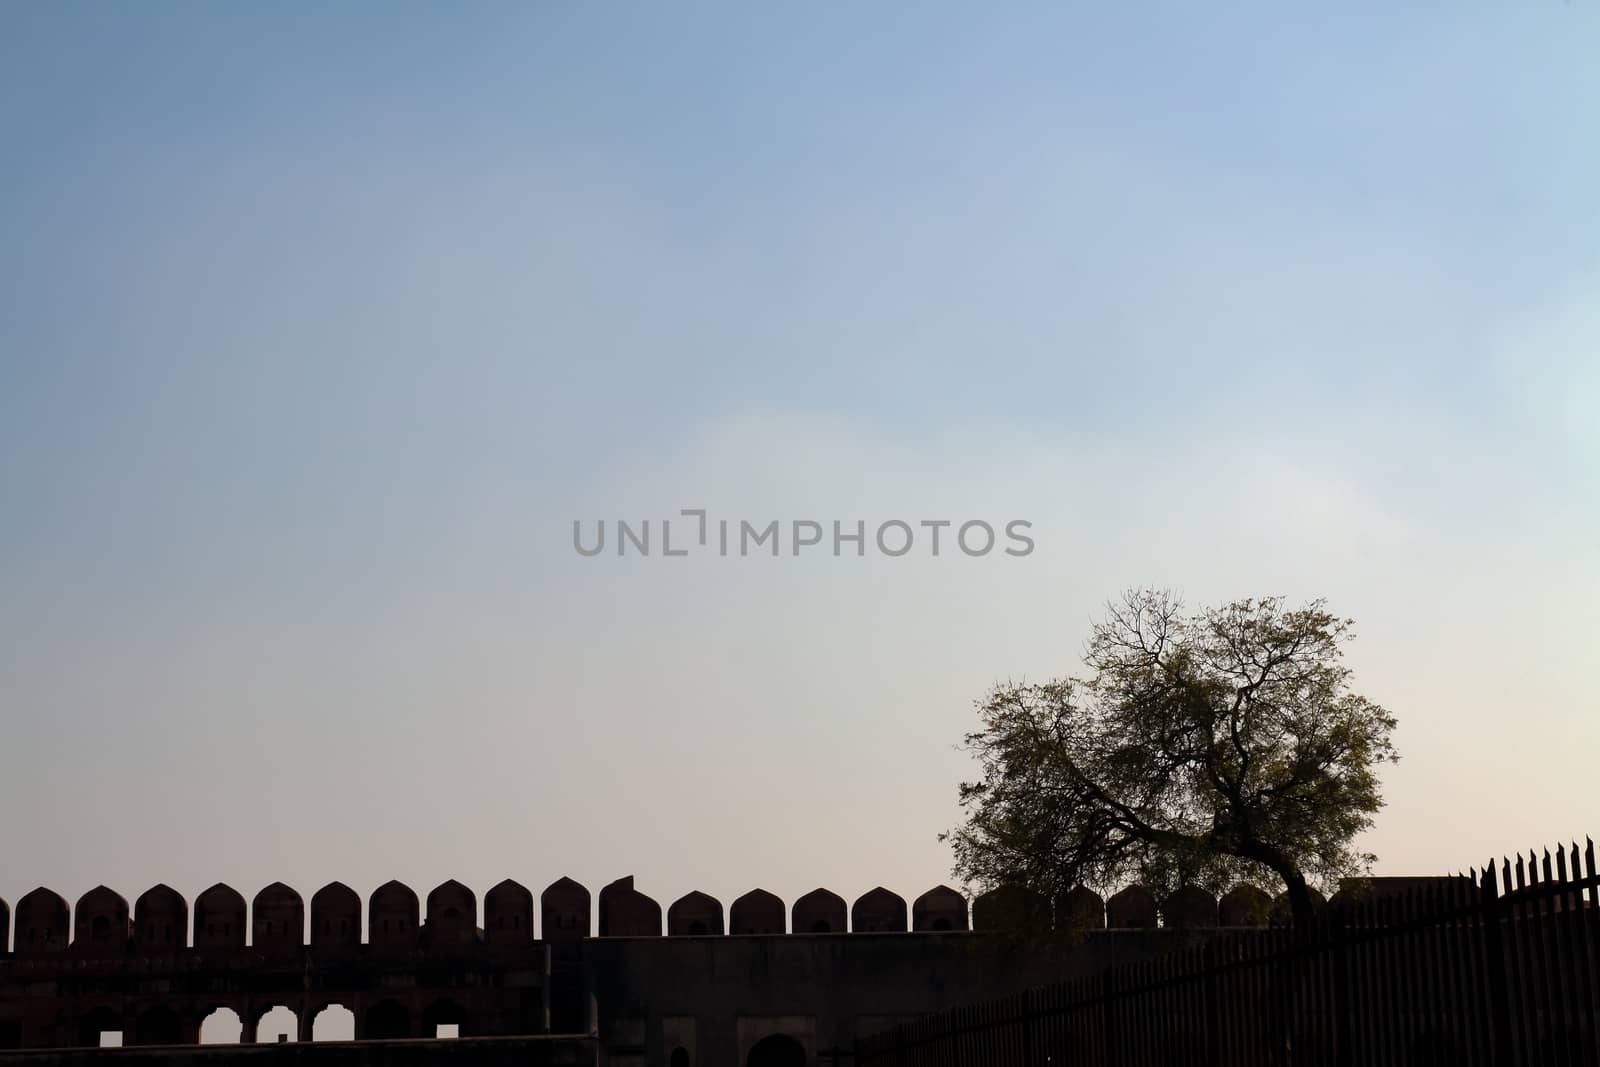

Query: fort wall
0 877 1302 1058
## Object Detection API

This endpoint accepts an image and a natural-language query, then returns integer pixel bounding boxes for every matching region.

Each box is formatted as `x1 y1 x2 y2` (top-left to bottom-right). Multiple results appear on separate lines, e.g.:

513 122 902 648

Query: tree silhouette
946 590 1398 928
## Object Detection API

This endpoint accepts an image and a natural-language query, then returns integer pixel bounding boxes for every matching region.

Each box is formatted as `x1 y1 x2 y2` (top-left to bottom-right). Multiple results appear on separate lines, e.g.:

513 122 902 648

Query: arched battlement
194 883 246 950
369 880 419 954
1270 887 1327 926
1106 885 1157 928
667 892 724 936
912 886 968 932
599 877 661 937
541 876 590 942
424 880 480 953
792 888 846 934
15 888 69 954
0 897 8 955
72 886 130 954
1219 884 1273 927
485 879 533 945
1161 885 1219 929
134 884 187 951
252 883 304 952
75 1005 123 1048
972 885 1048 931
1057 886 1105 931
730 889 785 935
851 887 907 932
311 882 361 950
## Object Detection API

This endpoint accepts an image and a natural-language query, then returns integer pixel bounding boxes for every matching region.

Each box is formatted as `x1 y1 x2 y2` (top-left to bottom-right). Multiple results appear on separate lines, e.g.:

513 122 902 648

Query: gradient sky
2 3 1597 938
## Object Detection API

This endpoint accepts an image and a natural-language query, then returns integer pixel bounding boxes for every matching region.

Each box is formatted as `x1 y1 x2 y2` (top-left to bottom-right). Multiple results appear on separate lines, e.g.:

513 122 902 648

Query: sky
1 3 1597 945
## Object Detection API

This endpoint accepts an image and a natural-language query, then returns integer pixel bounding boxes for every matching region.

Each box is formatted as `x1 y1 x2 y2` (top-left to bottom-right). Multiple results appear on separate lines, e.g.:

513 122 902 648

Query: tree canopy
946 590 1398 928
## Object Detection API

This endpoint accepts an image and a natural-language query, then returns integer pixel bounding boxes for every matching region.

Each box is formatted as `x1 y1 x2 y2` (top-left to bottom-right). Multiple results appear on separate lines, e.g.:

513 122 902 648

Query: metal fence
857 838 1600 1067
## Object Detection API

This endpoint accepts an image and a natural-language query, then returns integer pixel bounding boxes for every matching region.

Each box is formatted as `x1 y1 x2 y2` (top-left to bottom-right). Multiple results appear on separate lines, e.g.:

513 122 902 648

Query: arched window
312 1005 355 1042
254 1007 297 1045
200 1007 242 1045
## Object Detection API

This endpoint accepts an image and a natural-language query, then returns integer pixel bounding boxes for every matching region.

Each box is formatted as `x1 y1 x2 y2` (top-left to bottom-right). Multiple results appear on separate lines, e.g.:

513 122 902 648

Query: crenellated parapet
13 889 69 954
367 880 418 955
0 878 1284 960
310 882 361 952
911 886 967 931
540 877 589 942
598 877 661 937
251 884 303 957
484 879 533 946
133 885 186 952
791 888 846 934
665 892 723 937
193 883 245 950
728 889 784 935
851 888 907 932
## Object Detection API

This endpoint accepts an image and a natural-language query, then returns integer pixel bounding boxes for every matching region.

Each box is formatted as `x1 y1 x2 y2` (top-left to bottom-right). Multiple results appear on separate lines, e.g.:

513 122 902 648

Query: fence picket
857 844 1600 1067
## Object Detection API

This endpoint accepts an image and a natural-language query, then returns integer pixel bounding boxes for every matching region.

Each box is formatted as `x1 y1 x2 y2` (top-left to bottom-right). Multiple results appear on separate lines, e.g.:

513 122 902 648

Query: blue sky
2 4 1596 931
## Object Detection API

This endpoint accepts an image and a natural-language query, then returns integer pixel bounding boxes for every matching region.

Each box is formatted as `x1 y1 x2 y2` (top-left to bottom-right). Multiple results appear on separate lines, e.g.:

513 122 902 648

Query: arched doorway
199 1007 242 1044
134 1006 181 1046
76 1007 122 1048
422 998 469 1039
312 1004 355 1042
366 1000 410 1041
253 1006 297 1044
748 1033 806 1067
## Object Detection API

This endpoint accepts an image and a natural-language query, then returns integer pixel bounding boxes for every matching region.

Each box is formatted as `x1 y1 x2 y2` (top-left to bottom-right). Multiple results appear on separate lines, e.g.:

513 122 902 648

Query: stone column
240 1006 258 1044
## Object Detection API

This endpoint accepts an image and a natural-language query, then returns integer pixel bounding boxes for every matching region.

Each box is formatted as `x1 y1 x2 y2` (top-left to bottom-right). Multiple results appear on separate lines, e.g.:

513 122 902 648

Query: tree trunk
1234 837 1316 932
1282 869 1315 931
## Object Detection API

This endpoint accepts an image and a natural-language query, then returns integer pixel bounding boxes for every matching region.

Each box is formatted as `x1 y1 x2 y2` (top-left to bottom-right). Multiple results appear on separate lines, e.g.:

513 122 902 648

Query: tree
946 590 1398 929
